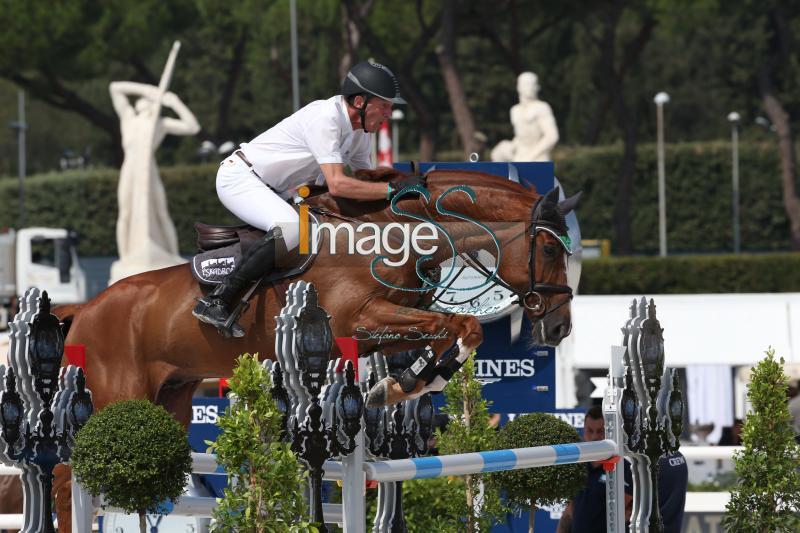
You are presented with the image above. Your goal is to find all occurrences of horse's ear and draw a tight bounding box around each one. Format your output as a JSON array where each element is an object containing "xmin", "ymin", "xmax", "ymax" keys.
[
  {"xmin": 544, "ymin": 187, "xmax": 560, "ymax": 204},
  {"xmin": 557, "ymin": 191, "xmax": 582, "ymax": 215}
]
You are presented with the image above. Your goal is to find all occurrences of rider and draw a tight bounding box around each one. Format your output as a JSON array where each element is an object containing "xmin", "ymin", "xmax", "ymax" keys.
[{"xmin": 193, "ymin": 59, "xmax": 425, "ymax": 337}]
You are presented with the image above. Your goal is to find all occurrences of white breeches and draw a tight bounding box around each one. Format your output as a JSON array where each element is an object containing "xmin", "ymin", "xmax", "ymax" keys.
[{"xmin": 216, "ymin": 156, "xmax": 300, "ymax": 251}]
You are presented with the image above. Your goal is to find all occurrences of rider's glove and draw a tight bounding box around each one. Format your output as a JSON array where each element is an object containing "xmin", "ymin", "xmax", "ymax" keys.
[{"xmin": 388, "ymin": 174, "xmax": 427, "ymax": 200}]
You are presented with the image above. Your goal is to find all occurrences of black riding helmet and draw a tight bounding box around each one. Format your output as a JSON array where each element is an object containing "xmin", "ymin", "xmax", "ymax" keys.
[{"xmin": 342, "ymin": 60, "xmax": 405, "ymax": 131}]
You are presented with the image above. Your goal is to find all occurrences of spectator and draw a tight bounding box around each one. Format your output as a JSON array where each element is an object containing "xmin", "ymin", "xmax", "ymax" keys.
[
  {"xmin": 788, "ymin": 379, "xmax": 800, "ymax": 437},
  {"xmin": 558, "ymin": 406, "xmax": 632, "ymax": 532},
  {"xmin": 718, "ymin": 418, "xmax": 744, "ymax": 446},
  {"xmin": 657, "ymin": 449, "xmax": 688, "ymax": 533},
  {"xmin": 558, "ymin": 406, "xmax": 688, "ymax": 533}
]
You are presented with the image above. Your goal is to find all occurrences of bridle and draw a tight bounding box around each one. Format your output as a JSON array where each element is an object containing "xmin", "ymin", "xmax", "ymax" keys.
[{"xmin": 431, "ymin": 195, "xmax": 574, "ymax": 319}]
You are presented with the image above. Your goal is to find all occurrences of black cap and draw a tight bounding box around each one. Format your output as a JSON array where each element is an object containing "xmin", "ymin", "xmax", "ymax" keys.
[{"xmin": 341, "ymin": 60, "xmax": 406, "ymax": 104}]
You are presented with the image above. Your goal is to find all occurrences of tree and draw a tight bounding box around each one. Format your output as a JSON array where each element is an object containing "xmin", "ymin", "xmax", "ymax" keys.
[
  {"xmin": 436, "ymin": 356, "xmax": 506, "ymax": 532},
  {"xmin": 342, "ymin": 0, "xmax": 443, "ymax": 159},
  {"xmin": 575, "ymin": 1, "xmax": 656, "ymax": 254},
  {"xmin": 490, "ymin": 413, "xmax": 586, "ymax": 532},
  {"xmin": 0, "ymin": 0, "xmax": 198, "ymax": 162},
  {"xmin": 753, "ymin": 2, "xmax": 800, "ymax": 249},
  {"xmin": 210, "ymin": 353, "xmax": 315, "ymax": 532},
  {"xmin": 723, "ymin": 348, "xmax": 800, "ymax": 532},
  {"xmin": 71, "ymin": 399, "xmax": 193, "ymax": 533},
  {"xmin": 436, "ymin": 0, "xmax": 478, "ymax": 159}
]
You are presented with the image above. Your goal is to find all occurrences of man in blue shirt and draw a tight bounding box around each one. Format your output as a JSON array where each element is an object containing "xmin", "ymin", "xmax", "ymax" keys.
[
  {"xmin": 558, "ymin": 406, "xmax": 633, "ymax": 532},
  {"xmin": 558, "ymin": 406, "xmax": 688, "ymax": 532}
]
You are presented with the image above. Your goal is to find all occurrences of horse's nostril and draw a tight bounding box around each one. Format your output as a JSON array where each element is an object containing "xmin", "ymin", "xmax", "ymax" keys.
[{"xmin": 549, "ymin": 321, "xmax": 570, "ymax": 340}]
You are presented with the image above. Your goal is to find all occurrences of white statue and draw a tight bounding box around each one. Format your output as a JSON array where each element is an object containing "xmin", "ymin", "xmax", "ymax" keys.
[
  {"xmin": 491, "ymin": 71, "xmax": 559, "ymax": 162},
  {"xmin": 108, "ymin": 42, "xmax": 200, "ymax": 284}
]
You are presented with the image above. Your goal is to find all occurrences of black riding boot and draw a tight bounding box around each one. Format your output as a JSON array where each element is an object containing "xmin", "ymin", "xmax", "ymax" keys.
[{"xmin": 192, "ymin": 228, "xmax": 281, "ymax": 337}]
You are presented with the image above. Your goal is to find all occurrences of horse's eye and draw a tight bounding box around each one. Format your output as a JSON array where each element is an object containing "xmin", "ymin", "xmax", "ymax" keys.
[{"xmin": 543, "ymin": 244, "xmax": 558, "ymax": 258}]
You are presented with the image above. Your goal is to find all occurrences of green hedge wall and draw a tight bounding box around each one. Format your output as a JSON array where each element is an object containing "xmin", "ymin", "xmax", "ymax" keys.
[
  {"xmin": 554, "ymin": 141, "xmax": 792, "ymax": 254},
  {"xmin": 0, "ymin": 140, "xmax": 794, "ymax": 257},
  {"xmin": 0, "ymin": 164, "xmax": 237, "ymax": 256},
  {"xmin": 580, "ymin": 253, "xmax": 800, "ymax": 294}
]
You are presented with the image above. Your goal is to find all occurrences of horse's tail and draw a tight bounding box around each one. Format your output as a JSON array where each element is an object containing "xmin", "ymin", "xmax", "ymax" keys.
[{"xmin": 52, "ymin": 303, "xmax": 83, "ymax": 338}]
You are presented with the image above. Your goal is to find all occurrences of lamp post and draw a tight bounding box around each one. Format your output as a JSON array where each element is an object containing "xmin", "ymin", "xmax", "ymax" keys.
[
  {"xmin": 391, "ymin": 109, "xmax": 404, "ymax": 163},
  {"xmin": 654, "ymin": 92, "xmax": 670, "ymax": 257},
  {"xmin": 290, "ymin": 0, "xmax": 300, "ymax": 111},
  {"xmin": 728, "ymin": 112, "xmax": 741, "ymax": 253},
  {"xmin": 620, "ymin": 297, "xmax": 683, "ymax": 533},
  {"xmin": 10, "ymin": 90, "xmax": 27, "ymax": 228},
  {"xmin": 1, "ymin": 288, "xmax": 93, "ymax": 533}
]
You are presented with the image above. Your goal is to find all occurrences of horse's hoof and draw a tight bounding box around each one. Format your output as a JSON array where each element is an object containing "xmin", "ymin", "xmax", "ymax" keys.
[{"xmin": 366, "ymin": 376, "xmax": 396, "ymax": 408}]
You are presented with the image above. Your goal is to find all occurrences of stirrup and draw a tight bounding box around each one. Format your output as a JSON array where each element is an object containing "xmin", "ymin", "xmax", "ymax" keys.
[{"xmin": 192, "ymin": 298, "xmax": 246, "ymax": 338}]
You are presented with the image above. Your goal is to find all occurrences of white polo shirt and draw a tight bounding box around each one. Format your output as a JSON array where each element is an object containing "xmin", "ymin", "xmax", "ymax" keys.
[{"xmin": 238, "ymin": 95, "xmax": 372, "ymax": 197}]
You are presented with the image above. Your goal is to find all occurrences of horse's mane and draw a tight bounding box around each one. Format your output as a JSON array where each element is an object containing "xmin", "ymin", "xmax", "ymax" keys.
[{"xmin": 306, "ymin": 168, "xmax": 539, "ymax": 209}]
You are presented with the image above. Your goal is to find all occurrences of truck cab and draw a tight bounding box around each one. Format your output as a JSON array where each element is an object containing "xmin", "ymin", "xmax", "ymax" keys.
[{"xmin": 0, "ymin": 227, "xmax": 87, "ymax": 329}]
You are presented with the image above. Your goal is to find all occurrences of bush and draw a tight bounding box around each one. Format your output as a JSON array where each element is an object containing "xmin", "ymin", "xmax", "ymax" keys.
[
  {"xmin": 490, "ymin": 413, "xmax": 586, "ymax": 532},
  {"xmin": 579, "ymin": 252, "xmax": 800, "ymax": 294},
  {"xmin": 71, "ymin": 399, "xmax": 193, "ymax": 533},
  {"xmin": 210, "ymin": 353, "xmax": 315, "ymax": 532},
  {"xmin": 0, "ymin": 164, "xmax": 234, "ymax": 256},
  {"xmin": 723, "ymin": 348, "xmax": 800, "ymax": 532},
  {"xmin": 555, "ymin": 141, "xmax": 792, "ymax": 254}
]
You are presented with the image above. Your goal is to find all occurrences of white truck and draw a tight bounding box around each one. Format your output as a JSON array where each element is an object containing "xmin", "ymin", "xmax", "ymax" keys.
[{"xmin": 0, "ymin": 227, "xmax": 87, "ymax": 330}]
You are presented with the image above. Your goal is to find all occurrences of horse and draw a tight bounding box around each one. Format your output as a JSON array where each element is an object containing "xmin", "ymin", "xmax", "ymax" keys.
[{"xmin": 33, "ymin": 168, "xmax": 579, "ymax": 531}]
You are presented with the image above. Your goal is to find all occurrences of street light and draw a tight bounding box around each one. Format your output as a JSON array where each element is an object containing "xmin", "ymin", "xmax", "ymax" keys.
[
  {"xmin": 654, "ymin": 92, "xmax": 670, "ymax": 257},
  {"xmin": 290, "ymin": 0, "xmax": 299, "ymax": 111},
  {"xmin": 9, "ymin": 90, "xmax": 27, "ymax": 228},
  {"xmin": 728, "ymin": 112, "xmax": 741, "ymax": 253},
  {"xmin": 391, "ymin": 109, "xmax": 404, "ymax": 163}
]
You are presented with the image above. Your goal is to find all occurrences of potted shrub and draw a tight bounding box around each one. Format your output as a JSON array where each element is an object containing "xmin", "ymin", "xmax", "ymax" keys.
[
  {"xmin": 490, "ymin": 412, "xmax": 586, "ymax": 532},
  {"xmin": 723, "ymin": 348, "xmax": 800, "ymax": 531},
  {"xmin": 71, "ymin": 399, "xmax": 193, "ymax": 533}
]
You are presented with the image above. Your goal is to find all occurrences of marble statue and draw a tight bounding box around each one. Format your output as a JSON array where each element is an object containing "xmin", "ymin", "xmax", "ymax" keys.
[
  {"xmin": 108, "ymin": 42, "xmax": 200, "ymax": 284},
  {"xmin": 491, "ymin": 71, "xmax": 559, "ymax": 162}
]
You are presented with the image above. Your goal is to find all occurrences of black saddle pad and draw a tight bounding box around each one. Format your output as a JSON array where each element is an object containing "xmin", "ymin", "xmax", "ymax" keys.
[
  {"xmin": 192, "ymin": 243, "xmax": 243, "ymax": 285},
  {"xmin": 191, "ymin": 212, "xmax": 321, "ymax": 286}
]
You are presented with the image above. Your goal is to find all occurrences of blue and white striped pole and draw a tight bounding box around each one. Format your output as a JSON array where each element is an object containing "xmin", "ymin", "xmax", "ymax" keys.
[{"xmin": 363, "ymin": 439, "xmax": 617, "ymax": 483}]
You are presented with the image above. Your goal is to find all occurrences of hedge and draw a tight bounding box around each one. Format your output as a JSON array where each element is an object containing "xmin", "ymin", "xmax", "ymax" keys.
[
  {"xmin": 0, "ymin": 164, "xmax": 237, "ymax": 256},
  {"xmin": 0, "ymin": 140, "xmax": 794, "ymax": 257},
  {"xmin": 554, "ymin": 141, "xmax": 793, "ymax": 254},
  {"xmin": 579, "ymin": 253, "xmax": 800, "ymax": 294}
]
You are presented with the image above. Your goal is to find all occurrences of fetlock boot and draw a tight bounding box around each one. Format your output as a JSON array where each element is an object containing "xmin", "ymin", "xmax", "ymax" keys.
[{"xmin": 193, "ymin": 228, "xmax": 282, "ymax": 337}]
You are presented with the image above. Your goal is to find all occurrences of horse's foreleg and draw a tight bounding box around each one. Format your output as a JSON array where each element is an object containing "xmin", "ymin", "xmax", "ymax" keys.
[{"xmin": 353, "ymin": 300, "xmax": 483, "ymax": 407}]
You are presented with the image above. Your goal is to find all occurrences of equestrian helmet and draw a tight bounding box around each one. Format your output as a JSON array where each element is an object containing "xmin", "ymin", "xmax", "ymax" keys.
[{"xmin": 341, "ymin": 60, "xmax": 406, "ymax": 104}]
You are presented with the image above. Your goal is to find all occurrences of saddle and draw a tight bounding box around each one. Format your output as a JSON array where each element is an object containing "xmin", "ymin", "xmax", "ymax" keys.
[{"xmin": 191, "ymin": 221, "xmax": 315, "ymax": 286}]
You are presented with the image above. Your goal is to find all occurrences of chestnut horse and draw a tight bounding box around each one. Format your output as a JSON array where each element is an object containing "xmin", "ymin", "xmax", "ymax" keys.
[{"xmin": 38, "ymin": 169, "xmax": 578, "ymax": 531}]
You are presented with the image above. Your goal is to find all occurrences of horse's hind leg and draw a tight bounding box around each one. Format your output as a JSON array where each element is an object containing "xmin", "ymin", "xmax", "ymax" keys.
[
  {"xmin": 54, "ymin": 464, "xmax": 72, "ymax": 532},
  {"xmin": 354, "ymin": 300, "xmax": 483, "ymax": 407}
]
